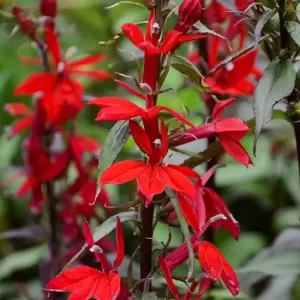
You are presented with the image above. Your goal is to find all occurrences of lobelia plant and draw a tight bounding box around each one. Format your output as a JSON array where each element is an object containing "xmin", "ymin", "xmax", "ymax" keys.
[{"xmin": 3, "ymin": 0, "xmax": 300, "ymax": 298}]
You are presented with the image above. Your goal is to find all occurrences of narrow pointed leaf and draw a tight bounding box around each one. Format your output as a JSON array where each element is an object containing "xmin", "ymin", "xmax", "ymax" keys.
[
  {"xmin": 253, "ymin": 58, "xmax": 295, "ymax": 154},
  {"xmin": 166, "ymin": 189, "xmax": 195, "ymax": 280}
]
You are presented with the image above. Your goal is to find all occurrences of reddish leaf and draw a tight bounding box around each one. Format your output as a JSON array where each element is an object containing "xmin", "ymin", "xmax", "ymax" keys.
[{"xmin": 159, "ymin": 256, "xmax": 179, "ymax": 300}]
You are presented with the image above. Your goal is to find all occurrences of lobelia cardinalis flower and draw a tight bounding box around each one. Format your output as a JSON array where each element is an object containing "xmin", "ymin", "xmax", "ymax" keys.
[
  {"xmin": 100, "ymin": 119, "xmax": 199, "ymax": 207},
  {"xmin": 170, "ymin": 98, "xmax": 252, "ymax": 166},
  {"xmin": 198, "ymin": 241, "xmax": 240, "ymax": 296},
  {"xmin": 46, "ymin": 219, "xmax": 125, "ymax": 300},
  {"xmin": 122, "ymin": 9, "xmax": 205, "ymax": 107},
  {"xmin": 204, "ymin": 45, "xmax": 260, "ymax": 96},
  {"xmin": 174, "ymin": 0, "xmax": 202, "ymax": 33},
  {"xmin": 173, "ymin": 167, "xmax": 240, "ymax": 239},
  {"xmin": 14, "ymin": 24, "xmax": 111, "ymax": 122}
]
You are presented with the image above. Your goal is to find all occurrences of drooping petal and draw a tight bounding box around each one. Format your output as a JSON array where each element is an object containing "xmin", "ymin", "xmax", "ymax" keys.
[
  {"xmin": 114, "ymin": 79, "xmax": 146, "ymax": 101},
  {"xmin": 9, "ymin": 117, "xmax": 33, "ymax": 138},
  {"xmin": 158, "ymin": 256, "xmax": 180, "ymax": 300},
  {"xmin": 46, "ymin": 25, "xmax": 61, "ymax": 68},
  {"xmin": 90, "ymin": 96, "xmax": 139, "ymax": 108},
  {"xmin": 122, "ymin": 23, "xmax": 145, "ymax": 49},
  {"xmin": 220, "ymin": 258, "xmax": 240, "ymax": 296},
  {"xmin": 84, "ymin": 219, "xmax": 95, "ymax": 249},
  {"xmin": 114, "ymin": 217, "xmax": 124, "ymax": 269},
  {"xmin": 218, "ymin": 135, "xmax": 252, "ymax": 167},
  {"xmin": 159, "ymin": 30, "xmax": 182, "ymax": 53},
  {"xmin": 215, "ymin": 118, "xmax": 249, "ymax": 140},
  {"xmin": 212, "ymin": 98, "xmax": 235, "ymax": 120},
  {"xmin": 162, "ymin": 166, "xmax": 196, "ymax": 199},
  {"xmin": 204, "ymin": 188, "xmax": 240, "ymax": 239},
  {"xmin": 129, "ymin": 120, "xmax": 152, "ymax": 155},
  {"xmin": 177, "ymin": 193, "xmax": 199, "ymax": 231},
  {"xmin": 95, "ymin": 106, "xmax": 145, "ymax": 122},
  {"xmin": 137, "ymin": 165, "xmax": 166, "ymax": 206},
  {"xmin": 71, "ymin": 70, "xmax": 112, "ymax": 81},
  {"xmin": 100, "ymin": 160, "xmax": 145, "ymax": 186},
  {"xmin": 148, "ymin": 106, "xmax": 195, "ymax": 128},
  {"xmin": 198, "ymin": 241, "xmax": 223, "ymax": 281},
  {"xmin": 4, "ymin": 103, "xmax": 32, "ymax": 116},
  {"xmin": 167, "ymin": 165, "xmax": 199, "ymax": 178},
  {"xmin": 69, "ymin": 54, "xmax": 106, "ymax": 68},
  {"xmin": 14, "ymin": 73, "xmax": 55, "ymax": 95}
]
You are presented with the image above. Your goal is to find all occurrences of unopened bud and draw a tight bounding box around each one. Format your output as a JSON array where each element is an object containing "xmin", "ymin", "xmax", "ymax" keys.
[
  {"xmin": 152, "ymin": 22, "xmax": 160, "ymax": 35},
  {"xmin": 90, "ymin": 245, "xmax": 103, "ymax": 253},
  {"xmin": 12, "ymin": 6, "xmax": 36, "ymax": 39},
  {"xmin": 153, "ymin": 139, "xmax": 162, "ymax": 148},
  {"xmin": 40, "ymin": 0, "xmax": 57, "ymax": 18},
  {"xmin": 140, "ymin": 82, "xmax": 153, "ymax": 95},
  {"xmin": 175, "ymin": 0, "xmax": 202, "ymax": 33}
]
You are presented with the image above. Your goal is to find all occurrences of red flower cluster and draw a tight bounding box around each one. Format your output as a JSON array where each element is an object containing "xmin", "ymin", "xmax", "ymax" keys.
[{"xmin": 4, "ymin": 0, "xmax": 259, "ymax": 298}]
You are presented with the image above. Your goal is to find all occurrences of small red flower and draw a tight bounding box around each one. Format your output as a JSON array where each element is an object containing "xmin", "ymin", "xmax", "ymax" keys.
[
  {"xmin": 46, "ymin": 219, "xmax": 125, "ymax": 300},
  {"xmin": 198, "ymin": 241, "xmax": 240, "ymax": 296},
  {"xmin": 100, "ymin": 119, "xmax": 198, "ymax": 206},
  {"xmin": 14, "ymin": 26, "xmax": 111, "ymax": 122},
  {"xmin": 170, "ymin": 98, "xmax": 252, "ymax": 166}
]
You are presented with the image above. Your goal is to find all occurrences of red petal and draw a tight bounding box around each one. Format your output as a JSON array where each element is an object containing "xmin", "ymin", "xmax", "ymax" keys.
[
  {"xmin": 215, "ymin": 118, "xmax": 249, "ymax": 140},
  {"xmin": 14, "ymin": 74, "xmax": 55, "ymax": 95},
  {"xmin": 177, "ymin": 33, "xmax": 206, "ymax": 43},
  {"xmin": 122, "ymin": 23, "xmax": 145, "ymax": 49},
  {"xmin": 84, "ymin": 220, "xmax": 95, "ymax": 249},
  {"xmin": 4, "ymin": 103, "xmax": 32, "ymax": 116},
  {"xmin": 160, "ymin": 119, "xmax": 169, "ymax": 159},
  {"xmin": 46, "ymin": 26, "xmax": 61, "ymax": 67},
  {"xmin": 220, "ymin": 259, "xmax": 240, "ymax": 296},
  {"xmin": 115, "ymin": 79, "xmax": 146, "ymax": 101},
  {"xmin": 71, "ymin": 70, "xmax": 112, "ymax": 81},
  {"xmin": 218, "ymin": 136, "xmax": 252, "ymax": 167},
  {"xmin": 208, "ymin": 35, "xmax": 220, "ymax": 68},
  {"xmin": 100, "ymin": 160, "xmax": 145, "ymax": 186},
  {"xmin": 69, "ymin": 54, "xmax": 106, "ymax": 68},
  {"xmin": 16, "ymin": 177, "xmax": 35, "ymax": 197},
  {"xmin": 162, "ymin": 166, "xmax": 196, "ymax": 199},
  {"xmin": 212, "ymin": 98, "xmax": 235, "ymax": 119},
  {"xmin": 177, "ymin": 193, "xmax": 199, "ymax": 231},
  {"xmin": 167, "ymin": 165, "xmax": 199, "ymax": 178},
  {"xmin": 95, "ymin": 106, "xmax": 144, "ymax": 121},
  {"xmin": 46, "ymin": 267, "xmax": 121, "ymax": 300},
  {"xmin": 158, "ymin": 256, "xmax": 179, "ymax": 300},
  {"xmin": 137, "ymin": 165, "xmax": 166, "ymax": 206},
  {"xmin": 159, "ymin": 30, "xmax": 182, "ymax": 53},
  {"xmin": 114, "ymin": 217, "xmax": 124, "ymax": 269},
  {"xmin": 9, "ymin": 117, "xmax": 33, "ymax": 138},
  {"xmin": 20, "ymin": 56, "xmax": 43, "ymax": 65},
  {"xmin": 226, "ymin": 49, "xmax": 258, "ymax": 86},
  {"xmin": 129, "ymin": 120, "xmax": 152, "ymax": 155},
  {"xmin": 148, "ymin": 106, "xmax": 195, "ymax": 128},
  {"xmin": 145, "ymin": 9, "xmax": 156, "ymax": 41},
  {"xmin": 198, "ymin": 241, "xmax": 223, "ymax": 281},
  {"xmin": 89, "ymin": 96, "xmax": 139, "ymax": 108}
]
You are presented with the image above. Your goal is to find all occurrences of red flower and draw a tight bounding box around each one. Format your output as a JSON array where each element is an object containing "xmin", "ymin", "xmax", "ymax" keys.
[
  {"xmin": 40, "ymin": 0, "xmax": 57, "ymax": 18},
  {"xmin": 14, "ymin": 26, "xmax": 111, "ymax": 122},
  {"xmin": 204, "ymin": 47, "xmax": 259, "ymax": 96},
  {"xmin": 4, "ymin": 103, "xmax": 33, "ymax": 138},
  {"xmin": 100, "ymin": 119, "xmax": 198, "ymax": 206},
  {"xmin": 175, "ymin": 0, "xmax": 202, "ymax": 33},
  {"xmin": 198, "ymin": 241, "xmax": 240, "ymax": 296},
  {"xmin": 46, "ymin": 219, "xmax": 125, "ymax": 300},
  {"xmin": 89, "ymin": 96, "xmax": 195, "ymax": 129},
  {"xmin": 170, "ymin": 98, "xmax": 252, "ymax": 166}
]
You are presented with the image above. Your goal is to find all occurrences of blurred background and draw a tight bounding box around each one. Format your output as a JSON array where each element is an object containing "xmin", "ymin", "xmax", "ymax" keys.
[{"xmin": 0, "ymin": 0, "xmax": 300, "ymax": 299}]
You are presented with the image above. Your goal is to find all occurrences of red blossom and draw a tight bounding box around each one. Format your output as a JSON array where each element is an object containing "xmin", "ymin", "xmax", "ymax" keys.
[
  {"xmin": 170, "ymin": 98, "xmax": 252, "ymax": 166},
  {"xmin": 198, "ymin": 241, "xmax": 240, "ymax": 296},
  {"xmin": 100, "ymin": 119, "xmax": 198, "ymax": 206},
  {"xmin": 40, "ymin": 0, "xmax": 57, "ymax": 18},
  {"xmin": 14, "ymin": 26, "xmax": 111, "ymax": 122}
]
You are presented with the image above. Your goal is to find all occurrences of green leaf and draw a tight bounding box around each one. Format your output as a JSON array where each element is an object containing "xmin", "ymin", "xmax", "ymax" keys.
[
  {"xmin": 171, "ymin": 63, "xmax": 203, "ymax": 87},
  {"xmin": 0, "ymin": 244, "xmax": 47, "ymax": 280},
  {"xmin": 253, "ymin": 58, "xmax": 295, "ymax": 154},
  {"xmin": 285, "ymin": 21, "xmax": 300, "ymax": 47},
  {"xmin": 95, "ymin": 119, "xmax": 137, "ymax": 200},
  {"xmin": 166, "ymin": 189, "xmax": 194, "ymax": 280},
  {"xmin": 254, "ymin": 8, "xmax": 277, "ymax": 46},
  {"xmin": 61, "ymin": 211, "xmax": 138, "ymax": 272}
]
